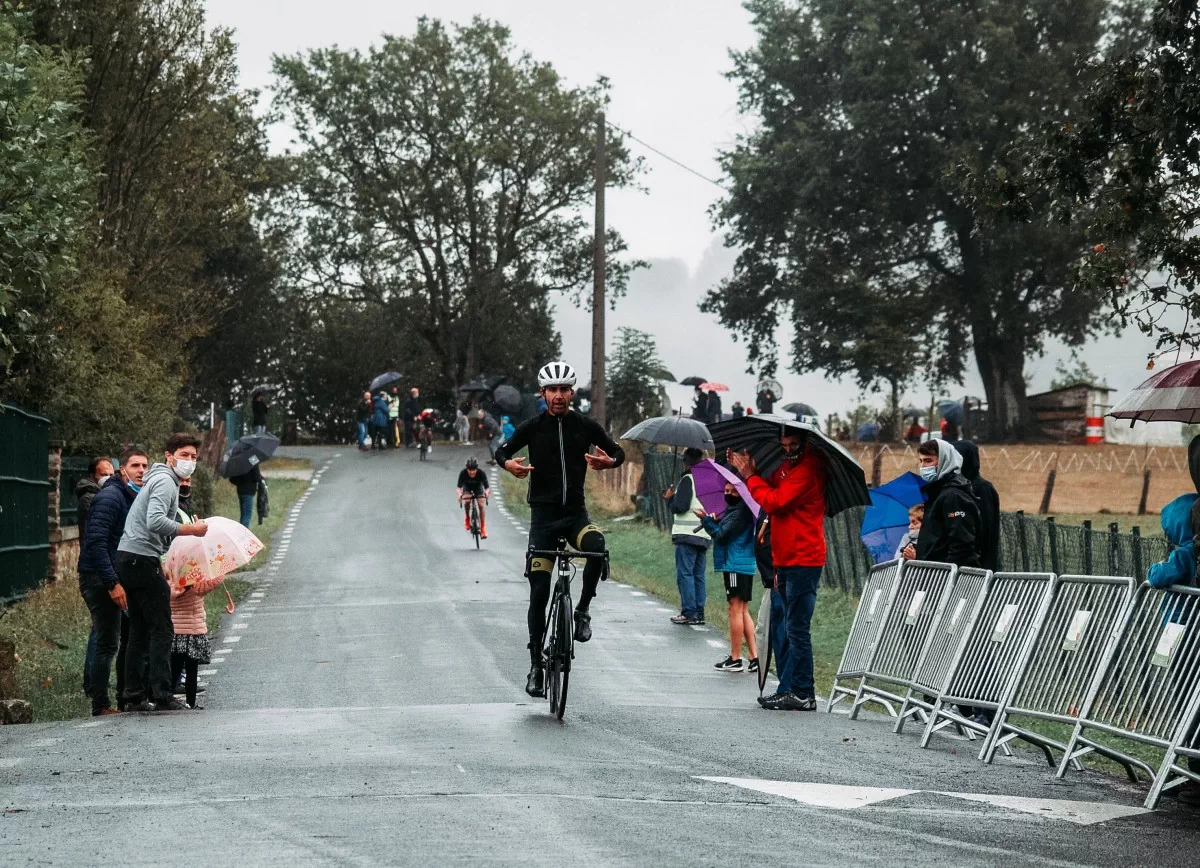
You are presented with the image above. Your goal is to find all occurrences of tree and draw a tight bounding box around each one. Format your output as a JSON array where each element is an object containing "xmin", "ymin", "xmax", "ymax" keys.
[
  {"xmin": 710, "ymin": 0, "xmax": 1119, "ymax": 440},
  {"xmin": 270, "ymin": 17, "xmax": 643, "ymax": 395},
  {"xmin": 999, "ymin": 1, "xmax": 1200, "ymax": 361},
  {"xmin": 0, "ymin": 10, "xmax": 92, "ymax": 378},
  {"xmin": 13, "ymin": 0, "xmax": 278, "ymax": 448},
  {"xmin": 1049, "ymin": 354, "xmax": 1107, "ymax": 391},
  {"xmin": 606, "ymin": 328, "xmax": 673, "ymax": 431}
]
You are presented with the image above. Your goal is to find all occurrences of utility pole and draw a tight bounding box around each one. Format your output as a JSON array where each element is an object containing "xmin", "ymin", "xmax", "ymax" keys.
[{"xmin": 590, "ymin": 112, "xmax": 607, "ymax": 428}]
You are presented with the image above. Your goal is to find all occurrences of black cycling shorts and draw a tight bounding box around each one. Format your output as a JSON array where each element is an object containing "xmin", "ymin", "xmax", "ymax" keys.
[
  {"xmin": 724, "ymin": 572, "xmax": 753, "ymax": 603},
  {"xmin": 526, "ymin": 505, "xmax": 600, "ymax": 576}
]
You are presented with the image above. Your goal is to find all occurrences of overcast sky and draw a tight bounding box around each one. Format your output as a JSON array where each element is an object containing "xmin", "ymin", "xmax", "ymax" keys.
[{"xmin": 205, "ymin": 0, "xmax": 1174, "ymax": 418}]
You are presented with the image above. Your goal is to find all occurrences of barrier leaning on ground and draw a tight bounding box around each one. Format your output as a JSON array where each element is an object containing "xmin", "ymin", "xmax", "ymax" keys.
[{"xmin": 829, "ymin": 559, "xmax": 1200, "ymax": 809}]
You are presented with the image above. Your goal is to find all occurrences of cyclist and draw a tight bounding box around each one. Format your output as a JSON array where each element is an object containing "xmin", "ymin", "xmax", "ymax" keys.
[
  {"xmin": 456, "ymin": 457, "xmax": 490, "ymax": 538},
  {"xmin": 495, "ymin": 360, "xmax": 625, "ymax": 697}
]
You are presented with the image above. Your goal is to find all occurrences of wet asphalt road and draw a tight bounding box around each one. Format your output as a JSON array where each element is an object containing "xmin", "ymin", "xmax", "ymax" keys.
[{"xmin": 3, "ymin": 445, "xmax": 1199, "ymax": 866}]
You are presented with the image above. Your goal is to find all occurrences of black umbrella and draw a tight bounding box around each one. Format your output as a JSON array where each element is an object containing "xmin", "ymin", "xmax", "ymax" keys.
[
  {"xmin": 708, "ymin": 414, "xmax": 870, "ymax": 517},
  {"xmin": 458, "ymin": 380, "xmax": 489, "ymax": 394},
  {"xmin": 936, "ymin": 399, "xmax": 966, "ymax": 426},
  {"xmin": 369, "ymin": 371, "xmax": 403, "ymax": 392},
  {"xmin": 620, "ymin": 416, "xmax": 715, "ymax": 451},
  {"xmin": 680, "ymin": 376, "xmax": 708, "ymax": 387},
  {"xmin": 782, "ymin": 402, "xmax": 818, "ymax": 417},
  {"xmin": 903, "ymin": 406, "xmax": 924, "ymax": 420},
  {"xmin": 219, "ymin": 433, "xmax": 280, "ymax": 478},
  {"xmin": 493, "ymin": 385, "xmax": 522, "ymax": 414}
]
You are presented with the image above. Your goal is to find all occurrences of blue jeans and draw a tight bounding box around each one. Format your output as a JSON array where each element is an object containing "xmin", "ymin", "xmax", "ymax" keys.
[
  {"xmin": 674, "ymin": 543, "xmax": 708, "ymax": 620},
  {"xmin": 776, "ymin": 566, "xmax": 821, "ymax": 697},
  {"xmin": 770, "ymin": 586, "xmax": 790, "ymax": 677},
  {"xmin": 357, "ymin": 421, "xmax": 368, "ymax": 448},
  {"xmin": 238, "ymin": 494, "xmax": 255, "ymax": 528},
  {"xmin": 80, "ymin": 579, "xmax": 122, "ymax": 713}
]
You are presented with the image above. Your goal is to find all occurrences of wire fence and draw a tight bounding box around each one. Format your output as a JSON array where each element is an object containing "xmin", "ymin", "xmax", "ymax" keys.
[{"xmin": 636, "ymin": 451, "xmax": 1170, "ymax": 596}]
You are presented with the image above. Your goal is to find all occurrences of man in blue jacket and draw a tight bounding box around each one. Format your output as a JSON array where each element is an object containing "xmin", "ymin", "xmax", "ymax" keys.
[{"xmin": 77, "ymin": 448, "xmax": 148, "ymax": 715}]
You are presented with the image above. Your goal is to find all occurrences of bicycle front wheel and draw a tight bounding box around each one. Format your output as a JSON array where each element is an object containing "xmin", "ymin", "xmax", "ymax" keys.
[{"xmin": 548, "ymin": 594, "xmax": 572, "ymax": 719}]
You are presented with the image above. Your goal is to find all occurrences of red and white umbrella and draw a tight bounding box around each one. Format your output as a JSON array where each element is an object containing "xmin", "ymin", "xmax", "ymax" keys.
[
  {"xmin": 699, "ymin": 381, "xmax": 729, "ymax": 392},
  {"xmin": 1108, "ymin": 360, "xmax": 1200, "ymax": 424}
]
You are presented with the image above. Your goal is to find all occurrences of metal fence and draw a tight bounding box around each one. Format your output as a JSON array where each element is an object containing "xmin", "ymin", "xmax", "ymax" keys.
[
  {"xmin": 0, "ymin": 403, "xmax": 50, "ymax": 601},
  {"xmin": 58, "ymin": 456, "xmax": 92, "ymax": 528}
]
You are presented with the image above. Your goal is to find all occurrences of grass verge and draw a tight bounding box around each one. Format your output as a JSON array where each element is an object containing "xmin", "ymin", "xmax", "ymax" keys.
[{"xmin": 2, "ymin": 462, "xmax": 309, "ymax": 721}]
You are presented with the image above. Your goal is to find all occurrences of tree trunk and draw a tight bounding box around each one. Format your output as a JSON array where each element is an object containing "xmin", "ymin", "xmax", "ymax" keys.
[
  {"xmin": 888, "ymin": 378, "xmax": 901, "ymax": 442},
  {"xmin": 973, "ymin": 335, "xmax": 1033, "ymax": 441}
]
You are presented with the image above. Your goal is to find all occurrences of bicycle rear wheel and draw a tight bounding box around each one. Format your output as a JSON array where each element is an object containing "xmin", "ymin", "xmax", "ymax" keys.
[{"xmin": 548, "ymin": 593, "xmax": 572, "ymax": 719}]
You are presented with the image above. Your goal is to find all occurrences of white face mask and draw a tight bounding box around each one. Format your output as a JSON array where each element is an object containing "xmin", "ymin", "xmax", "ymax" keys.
[
  {"xmin": 174, "ymin": 459, "xmax": 197, "ymax": 479},
  {"xmin": 97, "ymin": 475, "xmax": 111, "ymax": 486}
]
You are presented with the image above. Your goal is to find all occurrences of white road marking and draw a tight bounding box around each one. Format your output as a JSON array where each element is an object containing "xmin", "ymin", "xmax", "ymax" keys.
[
  {"xmin": 239, "ymin": 612, "xmax": 254, "ymax": 618},
  {"xmin": 699, "ymin": 779, "xmax": 1152, "ymax": 825},
  {"xmin": 31, "ymin": 738, "xmax": 62, "ymax": 748},
  {"xmin": 706, "ymin": 639, "xmax": 726, "ymax": 649},
  {"xmin": 199, "ymin": 669, "xmax": 218, "ymax": 676},
  {"xmin": 629, "ymin": 591, "xmax": 646, "ymax": 597},
  {"xmin": 456, "ymin": 764, "xmax": 466, "ymax": 774},
  {"xmin": 935, "ymin": 791, "xmax": 1151, "ymax": 825},
  {"xmin": 222, "ymin": 636, "xmax": 242, "ymax": 643},
  {"xmin": 0, "ymin": 757, "xmax": 22, "ymax": 767},
  {"xmin": 656, "ymin": 607, "xmax": 674, "ymax": 613},
  {"xmin": 689, "ymin": 624, "xmax": 709, "ymax": 632},
  {"xmin": 233, "ymin": 623, "xmax": 248, "ymax": 629},
  {"xmin": 699, "ymin": 778, "xmax": 917, "ymax": 809},
  {"xmin": 76, "ymin": 720, "xmax": 105, "ymax": 728}
]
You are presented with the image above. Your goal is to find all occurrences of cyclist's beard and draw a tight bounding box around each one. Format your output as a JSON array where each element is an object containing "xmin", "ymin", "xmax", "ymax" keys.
[{"xmin": 548, "ymin": 395, "xmax": 570, "ymax": 415}]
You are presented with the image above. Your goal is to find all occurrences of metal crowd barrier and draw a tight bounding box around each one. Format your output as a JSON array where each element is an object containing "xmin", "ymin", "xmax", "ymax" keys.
[
  {"xmin": 826, "ymin": 559, "xmax": 902, "ymax": 713},
  {"xmin": 981, "ymin": 575, "xmax": 1134, "ymax": 770},
  {"xmin": 849, "ymin": 561, "xmax": 956, "ymax": 720},
  {"xmin": 1056, "ymin": 583, "xmax": 1200, "ymax": 808},
  {"xmin": 917, "ymin": 573, "xmax": 1055, "ymax": 750},
  {"xmin": 893, "ymin": 567, "xmax": 991, "ymax": 735}
]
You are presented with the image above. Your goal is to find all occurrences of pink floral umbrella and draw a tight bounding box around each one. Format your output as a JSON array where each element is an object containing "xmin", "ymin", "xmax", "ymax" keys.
[
  {"xmin": 1108, "ymin": 360, "xmax": 1200, "ymax": 424},
  {"xmin": 163, "ymin": 516, "xmax": 264, "ymax": 594}
]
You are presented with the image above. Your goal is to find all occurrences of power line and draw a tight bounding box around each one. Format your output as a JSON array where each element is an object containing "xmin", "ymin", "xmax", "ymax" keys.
[{"xmin": 605, "ymin": 120, "xmax": 727, "ymax": 191}]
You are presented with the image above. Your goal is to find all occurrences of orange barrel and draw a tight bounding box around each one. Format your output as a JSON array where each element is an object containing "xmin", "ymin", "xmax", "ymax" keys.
[{"xmin": 1086, "ymin": 417, "xmax": 1104, "ymax": 445}]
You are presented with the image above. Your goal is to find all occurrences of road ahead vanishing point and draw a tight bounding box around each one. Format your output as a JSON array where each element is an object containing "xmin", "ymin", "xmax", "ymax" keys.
[{"xmin": 3, "ymin": 446, "xmax": 1199, "ymax": 867}]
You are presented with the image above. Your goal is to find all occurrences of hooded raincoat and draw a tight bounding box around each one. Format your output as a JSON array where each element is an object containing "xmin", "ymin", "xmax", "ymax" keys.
[
  {"xmin": 1149, "ymin": 493, "xmax": 1198, "ymax": 589},
  {"xmin": 1189, "ymin": 435, "xmax": 1200, "ymax": 584},
  {"xmin": 952, "ymin": 441, "xmax": 1001, "ymax": 571},
  {"xmin": 915, "ymin": 440, "xmax": 981, "ymax": 568}
]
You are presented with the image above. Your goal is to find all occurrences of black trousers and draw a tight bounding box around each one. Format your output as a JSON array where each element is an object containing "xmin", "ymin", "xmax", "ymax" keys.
[
  {"xmin": 171, "ymin": 654, "xmax": 199, "ymax": 707},
  {"xmin": 79, "ymin": 577, "xmax": 121, "ymax": 713},
  {"xmin": 118, "ymin": 553, "xmax": 175, "ymax": 704}
]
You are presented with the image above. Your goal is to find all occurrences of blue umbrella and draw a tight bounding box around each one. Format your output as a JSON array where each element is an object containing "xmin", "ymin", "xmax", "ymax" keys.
[
  {"xmin": 860, "ymin": 472, "xmax": 926, "ymax": 564},
  {"xmin": 855, "ymin": 421, "xmax": 881, "ymax": 441}
]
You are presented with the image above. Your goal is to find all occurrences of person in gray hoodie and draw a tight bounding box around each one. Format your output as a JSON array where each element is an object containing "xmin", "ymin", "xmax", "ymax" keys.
[{"xmin": 117, "ymin": 433, "xmax": 208, "ymax": 712}]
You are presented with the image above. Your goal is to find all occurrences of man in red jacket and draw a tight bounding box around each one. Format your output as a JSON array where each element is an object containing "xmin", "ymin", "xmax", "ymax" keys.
[{"xmin": 730, "ymin": 429, "xmax": 826, "ymax": 711}]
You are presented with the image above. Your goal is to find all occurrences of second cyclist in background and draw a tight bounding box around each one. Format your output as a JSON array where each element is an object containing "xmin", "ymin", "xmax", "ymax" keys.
[{"xmin": 457, "ymin": 457, "xmax": 490, "ymax": 538}]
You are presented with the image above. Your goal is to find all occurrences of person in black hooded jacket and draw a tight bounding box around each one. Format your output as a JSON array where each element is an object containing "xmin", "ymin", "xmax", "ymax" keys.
[
  {"xmin": 951, "ymin": 440, "xmax": 1000, "ymax": 572},
  {"xmin": 915, "ymin": 439, "xmax": 980, "ymax": 568}
]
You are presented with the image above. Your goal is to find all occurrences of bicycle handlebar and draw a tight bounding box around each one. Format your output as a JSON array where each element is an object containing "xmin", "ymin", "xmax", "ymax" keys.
[{"xmin": 526, "ymin": 548, "xmax": 608, "ymax": 560}]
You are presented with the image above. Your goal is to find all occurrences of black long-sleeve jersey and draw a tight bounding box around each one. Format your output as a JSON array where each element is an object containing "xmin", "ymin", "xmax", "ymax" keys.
[{"xmin": 493, "ymin": 411, "xmax": 625, "ymax": 509}]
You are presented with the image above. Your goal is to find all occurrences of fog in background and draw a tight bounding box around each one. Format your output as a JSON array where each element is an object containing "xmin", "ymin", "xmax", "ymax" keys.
[{"xmin": 206, "ymin": 0, "xmax": 1174, "ymax": 418}]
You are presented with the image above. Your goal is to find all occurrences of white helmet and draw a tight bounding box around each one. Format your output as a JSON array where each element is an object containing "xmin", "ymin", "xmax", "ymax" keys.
[{"xmin": 537, "ymin": 361, "xmax": 577, "ymax": 388}]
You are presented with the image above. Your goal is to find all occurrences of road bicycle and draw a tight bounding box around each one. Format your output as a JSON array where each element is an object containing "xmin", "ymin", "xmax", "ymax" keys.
[
  {"xmin": 463, "ymin": 495, "xmax": 487, "ymax": 549},
  {"xmin": 525, "ymin": 540, "xmax": 609, "ymax": 720}
]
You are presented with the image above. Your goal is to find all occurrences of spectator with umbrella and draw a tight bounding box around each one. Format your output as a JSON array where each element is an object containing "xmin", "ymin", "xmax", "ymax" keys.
[
  {"xmin": 693, "ymin": 468, "xmax": 760, "ymax": 673},
  {"xmin": 478, "ymin": 409, "xmax": 503, "ymax": 463},
  {"xmin": 371, "ymin": 391, "xmax": 390, "ymax": 449},
  {"xmin": 715, "ymin": 414, "xmax": 870, "ymax": 712},
  {"xmin": 403, "ymin": 388, "xmax": 421, "ymax": 448},
  {"xmin": 665, "ymin": 448, "xmax": 711, "ymax": 625},
  {"xmin": 859, "ymin": 471, "xmax": 926, "ymax": 564},
  {"xmin": 220, "ymin": 432, "xmax": 279, "ymax": 528},
  {"xmin": 389, "ymin": 387, "xmax": 401, "ymax": 446}
]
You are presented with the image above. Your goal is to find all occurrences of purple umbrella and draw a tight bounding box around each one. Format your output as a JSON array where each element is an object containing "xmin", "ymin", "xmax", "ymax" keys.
[{"xmin": 691, "ymin": 459, "xmax": 760, "ymax": 519}]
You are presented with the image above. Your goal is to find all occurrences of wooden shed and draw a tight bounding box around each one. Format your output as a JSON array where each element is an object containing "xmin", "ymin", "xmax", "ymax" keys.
[{"xmin": 1026, "ymin": 382, "xmax": 1114, "ymax": 444}]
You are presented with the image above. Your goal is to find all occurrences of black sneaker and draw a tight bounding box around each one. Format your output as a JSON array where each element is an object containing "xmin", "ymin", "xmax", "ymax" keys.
[
  {"xmin": 154, "ymin": 696, "xmax": 189, "ymax": 712},
  {"xmin": 780, "ymin": 694, "xmax": 817, "ymax": 711},
  {"xmin": 573, "ymin": 610, "xmax": 592, "ymax": 643},
  {"xmin": 670, "ymin": 614, "xmax": 691, "ymax": 625},
  {"xmin": 747, "ymin": 658, "xmax": 760, "ymax": 673},
  {"xmin": 757, "ymin": 691, "xmax": 783, "ymax": 707},
  {"xmin": 714, "ymin": 657, "xmax": 744, "ymax": 672},
  {"xmin": 525, "ymin": 664, "xmax": 546, "ymax": 698},
  {"xmin": 130, "ymin": 699, "xmax": 156, "ymax": 713}
]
